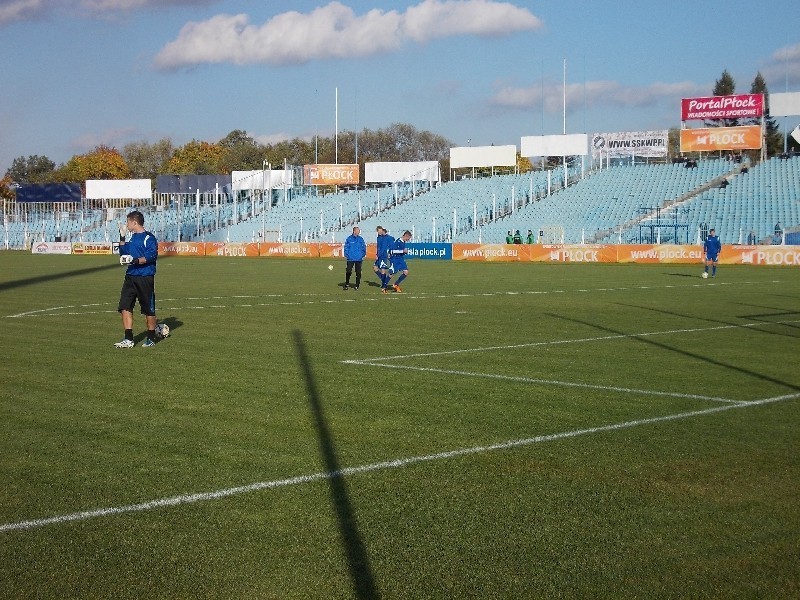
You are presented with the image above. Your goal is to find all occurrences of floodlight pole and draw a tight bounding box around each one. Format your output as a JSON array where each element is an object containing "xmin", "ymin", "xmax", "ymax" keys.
[{"xmin": 335, "ymin": 87, "xmax": 338, "ymax": 165}]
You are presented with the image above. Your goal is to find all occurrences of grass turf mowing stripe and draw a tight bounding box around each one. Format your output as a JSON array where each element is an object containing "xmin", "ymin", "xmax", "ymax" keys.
[
  {"xmin": 3, "ymin": 280, "xmax": 778, "ymax": 318},
  {"xmin": 344, "ymin": 363, "xmax": 744, "ymax": 404},
  {"xmin": 2, "ymin": 392, "xmax": 797, "ymax": 534},
  {"xmin": 346, "ymin": 319, "xmax": 800, "ymax": 362}
]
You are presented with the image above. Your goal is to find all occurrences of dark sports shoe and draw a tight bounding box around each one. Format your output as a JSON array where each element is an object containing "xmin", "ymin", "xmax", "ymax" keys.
[
  {"xmin": 354, "ymin": 286, "xmax": 359, "ymax": 290},
  {"xmin": 142, "ymin": 338, "xmax": 156, "ymax": 348},
  {"xmin": 343, "ymin": 285, "xmax": 349, "ymax": 290}
]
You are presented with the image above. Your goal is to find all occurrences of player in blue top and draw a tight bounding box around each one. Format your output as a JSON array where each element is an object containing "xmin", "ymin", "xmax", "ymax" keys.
[
  {"xmin": 703, "ymin": 227, "xmax": 722, "ymax": 278},
  {"xmin": 342, "ymin": 226, "xmax": 367, "ymax": 290},
  {"xmin": 373, "ymin": 226, "xmax": 394, "ymax": 289},
  {"xmin": 115, "ymin": 210, "xmax": 159, "ymax": 348},
  {"xmin": 384, "ymin": 230, "xmax": 412, "ymax": 293}
]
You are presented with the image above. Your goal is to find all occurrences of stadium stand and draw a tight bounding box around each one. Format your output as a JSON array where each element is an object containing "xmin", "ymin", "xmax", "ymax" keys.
[{"xmin": 2, "ymin": 157, "xmax": 798, "ymax": 249}]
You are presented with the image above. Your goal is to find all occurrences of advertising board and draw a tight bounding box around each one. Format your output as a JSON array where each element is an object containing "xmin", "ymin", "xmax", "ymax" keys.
[
  {"xmin": 681, "ymin": 94, "xmax": 763, "ymax": 120},
  {"xmin": 679, "ymin": 126, "xmax": 762, "ymax": 152},
  {"xmin": 303, "ymin": 164, "xmax": 359, "ymax": 186}
]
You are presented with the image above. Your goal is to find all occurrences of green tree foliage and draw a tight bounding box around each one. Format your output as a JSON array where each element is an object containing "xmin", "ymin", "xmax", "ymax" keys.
[
  {"xmin": 668, "ymin": 127, "xmax": 681, "ymax": 157},
  {"xmin": 750, "ymin": 72, "xmax": 783, "ymax": 157},
  {"xmin": 5, "ymin": 154, "xmax": 56, "ymax": 184},
  {"xmin": 56, "ymin": 145, "xmax": 131, "ymax": 182},
  {"xmin": 218, "ymin": 130, "xmax": 266, "ymax": 173},
  {"xmin": 123, "ymin": 138, "xmax": 174, "ymax": 179},
  {"xmin": 709, "ymin": 69, "xmax": 738, "ymax": 127}
]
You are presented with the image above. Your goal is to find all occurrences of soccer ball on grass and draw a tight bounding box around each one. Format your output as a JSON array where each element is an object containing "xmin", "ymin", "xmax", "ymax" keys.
[
  {"xmin": 155, "ymin": 323, "xmax": 170, "ymax": 338},
  {"xmin": 328, "ymin": 264, "xmax": 334, "ymax": 271},
  {"xmin": 701, "ymin": 271, "xmax": 708, "ymax": 279}
]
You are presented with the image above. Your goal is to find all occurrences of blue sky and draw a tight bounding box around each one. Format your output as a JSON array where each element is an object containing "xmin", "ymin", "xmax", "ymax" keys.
[{"xmin": 1, "ymin": 0, "xmax": 799, "ymax": 174}]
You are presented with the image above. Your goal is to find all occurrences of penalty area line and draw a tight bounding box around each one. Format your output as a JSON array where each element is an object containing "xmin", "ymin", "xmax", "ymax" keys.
[
  {"xmin": 346, "ymin": 319, "xmax": 800, "ymax": 363},
  {"xmin": 344, "ymin": 362, "xmax": 743, "ymax": 404},
  {"xmin": 2, "ymin": 392, "xmax": 797, "ymax": 534}
]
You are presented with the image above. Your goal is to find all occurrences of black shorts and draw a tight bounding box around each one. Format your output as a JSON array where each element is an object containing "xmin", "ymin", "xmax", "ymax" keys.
[{"xmin": 118, "ymin": 275, "xmax": 156, "ymax": 316}]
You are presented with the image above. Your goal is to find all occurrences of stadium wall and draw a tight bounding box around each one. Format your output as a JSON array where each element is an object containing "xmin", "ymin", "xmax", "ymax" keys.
[{"xmin": 27, "ymin": 241, "xmax": 800, "ymax": 266}]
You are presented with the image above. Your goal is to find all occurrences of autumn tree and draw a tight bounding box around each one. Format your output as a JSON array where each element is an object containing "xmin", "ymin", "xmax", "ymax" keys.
[
  {"xmin": 164, "ymin": 140, "xmax": 224, "ymax": 174},
  {"xmin": 55, "ymin": 145, "xmax": 131, "ymax": 181},
  {"xmin": 0, "ymin": 174, "xmax": 16, "ymax": 201}
]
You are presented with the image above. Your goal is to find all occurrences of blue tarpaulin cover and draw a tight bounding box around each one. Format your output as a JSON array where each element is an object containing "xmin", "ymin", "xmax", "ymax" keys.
[
  {"xmin": 16, "ymin": 183, "xmax": 82, "ymax": 203},
  {"xmin": 156, "ymin": 175, "xmax": 232, "ymax": 194}
]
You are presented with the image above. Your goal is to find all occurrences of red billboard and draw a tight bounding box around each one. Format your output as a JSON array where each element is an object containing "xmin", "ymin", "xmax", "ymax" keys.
[{"xmin": 681, "ymin": 94, "xmax": 763, "ymax": 121}]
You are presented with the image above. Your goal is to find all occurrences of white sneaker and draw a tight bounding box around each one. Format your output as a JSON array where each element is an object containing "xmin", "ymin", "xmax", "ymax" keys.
[{"xmin": 114, "ymin": 339, "xmax": 134, "ymax": 348}]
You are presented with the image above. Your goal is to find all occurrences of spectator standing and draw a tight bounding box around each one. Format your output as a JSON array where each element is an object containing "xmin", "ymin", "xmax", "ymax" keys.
[{"xmin": 343, "ymin": 226, "xmax": 367, "ymax": 290}]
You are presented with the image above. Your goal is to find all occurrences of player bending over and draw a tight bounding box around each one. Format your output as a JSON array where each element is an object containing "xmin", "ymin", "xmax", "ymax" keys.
[
  {"xmin": 373, "ymin": 226, "xmax": 394, "ymax": 289},
  {"xmin": 384, "ymin": 230, "xmax": 412, "ymax": 293}
]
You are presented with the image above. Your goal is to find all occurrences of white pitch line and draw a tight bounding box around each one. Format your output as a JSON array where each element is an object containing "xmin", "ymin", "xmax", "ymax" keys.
[
  {"xmin": 345, "ymin": 362, "xmax": 743, "ymax": 404},
  {"xmin": 2, "ymin": 391, "xmax": 797, "ymax": 534},
  {"xmin": 346, "ymin": 319, "xmax": 800, "ymax": 363},
  {"xmin": 3, "ymin": 280, "xmax": 774, "ymax": 319}
]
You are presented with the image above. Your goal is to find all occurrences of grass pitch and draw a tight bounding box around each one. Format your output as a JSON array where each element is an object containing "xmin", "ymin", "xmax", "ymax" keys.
[{"xmin": 1, "ymin": 252, "xmax": 799, "ymax": 599}]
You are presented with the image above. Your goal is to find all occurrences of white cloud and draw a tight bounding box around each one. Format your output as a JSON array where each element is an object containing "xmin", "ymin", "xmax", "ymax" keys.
[
  {"xmin": 70, "ymin": 127, "xmax": 139, "ymax": 153},
  {"xmin": 0, "ymin": 0, "xmax": 47, "ymax": 25},
  {"xmin": 491, "ymin": 79, "xmax": 704, "ymax": 114},
  {"xmin": 762, "ymin": 42, "xmax": 800, "ymax": 88},
  {"xmin": 253, "ymin": 132, "xmax": 305, "ymax": 146},
  {"xmin": 0, "ymin": 0, "xmax": 213, "ymax": 26},
  {"xmin": 79, "ymin": 0, "xmax": 213, "ymax": 11},
  {"xmin": 154, "ymin": 0, "xmax": 543, "ymax": 70}
]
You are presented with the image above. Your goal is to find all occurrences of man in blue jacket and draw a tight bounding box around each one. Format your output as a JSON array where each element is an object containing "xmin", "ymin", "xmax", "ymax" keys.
[
  {"xmin": 115, "ymin": 210, "xmax": 159, "ymax": 348},
  {"xmin": 343, "ymin": 226, "xmax": 367, "ymax": 290},
  {"xmin": 703, "ymin": 227, "xmax": 722, "ymax": 278}
]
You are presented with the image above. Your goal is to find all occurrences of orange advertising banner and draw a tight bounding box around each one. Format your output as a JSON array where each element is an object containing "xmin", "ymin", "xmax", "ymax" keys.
[
  {"xmin": 158, "ymin": 241, "xmax": 205, "ymax": 257},
  {"xmin": 719, "ymin": 245, "xmax": 800, "ymax": 266},
  {"xmin": 680, "ymin": 126, "xmax": 762, "ymax": 152},
  {"xmin": 317, "ymin": 243, "xmax": 344, "ymax": 259},
  {"xmin": 531, "ymin": 244, "xmax": 617, "ymax": 263},
  {"xmin": 452, "ymin": 244, "xmax": 617, "ymax": 262},
  {"xmin": 452, "ymin": 244, "xmax": 531, "ymax": 261},
  {"xmin": 259, "ymin": 243, "xmax": 319, "ymax": 258},
  {"xmin": 204, "ymin": 242, "xmax": 260, "ymax": 257},
  {"xmin": 617, "ymin": 244, "xmax": 704, "ymax": 264},
  {"xmin": 303, "ymin": 164, "xmax": 359, "ymax": 186}
]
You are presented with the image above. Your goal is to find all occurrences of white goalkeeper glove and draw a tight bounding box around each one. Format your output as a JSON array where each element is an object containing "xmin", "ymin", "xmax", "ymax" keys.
[
  {"xmin": 118, "ymin": 223, "xmax": 127, "ymax": 239},
  {"xmin": 120, "ymin": 254, "xmax": 134, "ymax": 266}
]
